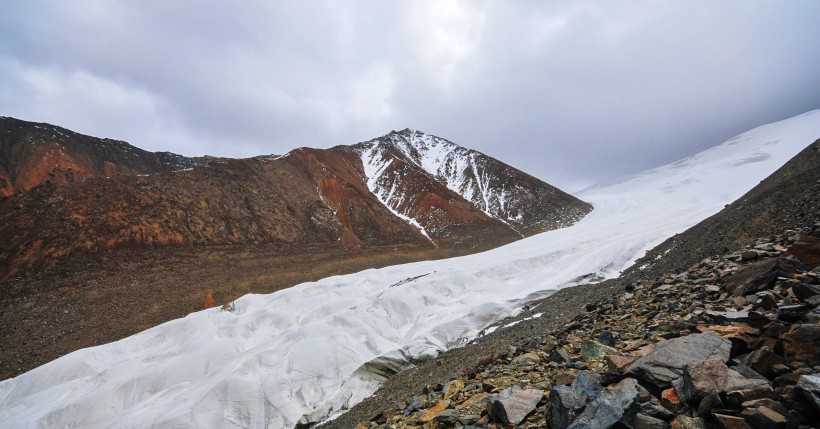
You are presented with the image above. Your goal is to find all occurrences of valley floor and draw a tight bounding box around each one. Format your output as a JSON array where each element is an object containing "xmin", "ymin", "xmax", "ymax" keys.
[{"xmin": 0, "ymin": 239, "xmax": 511, "ymax": 381}]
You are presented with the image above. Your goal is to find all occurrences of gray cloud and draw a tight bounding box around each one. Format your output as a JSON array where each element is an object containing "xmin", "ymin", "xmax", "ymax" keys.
[{"xmin": 1, "ymin": 1, "xmax": 819, "ymax": 191}]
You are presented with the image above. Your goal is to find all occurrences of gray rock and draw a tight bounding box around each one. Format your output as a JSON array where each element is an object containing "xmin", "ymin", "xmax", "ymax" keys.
[
  {"xmin": 550, "ymin": 371, "xmax": 602, "ymax": 429},
  {"xmin": 724, "ymin": 371, "xmax": 775, "ymax": 409},
  {"xmin": 434, "ymin": 409, "xmax": 459, "ymax": 426},
  {"xmin": 706, "ymin": 310, "xmax": 750, "ymax": 323},
  {"xmin": 626, "ymin": 332, "xmax": 731, "ymax": 388},
  {"xmin": 550, "ymin": 348, "xmax": 571, "ymax": 363},
  {"xmin": 566, "ymin": 378, "xmax": 641, "ymax": 429},
  {"xmin": 682, "ymin": 359, "xmax": 731, "ymax": 400},
  {"xmin": 580, "ymin": 340, "xmax": 616, "ymax": 360},
  {"xmin": 796, "ymin": 374, "xmax": 820, "ymax": 413},
  {"xmin": 489, "ymin": 386, "xmax": 543, "ymax": 426}
]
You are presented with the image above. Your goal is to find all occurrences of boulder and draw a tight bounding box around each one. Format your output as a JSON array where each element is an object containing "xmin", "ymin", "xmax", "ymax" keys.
[
  {"xmin": 488, "ymin": 386, "xmax": 543, "ymax": 426},
  {"xmin": 434, "ymin": 409, "xmax": 459, "ymax": 426},
  {"xmin": 776, "ymin": 305, "xmax": 809, "ymax": 323},
  {"xmin": 606, "ymin": 354, "xmax": 637, "ymax": 374},
  {"xmin": 791, "ymin": 282, "xmax": 820, "ymax": 301},
  {"xmin": 724, "ymin": 373, "xmax": 775, "ymax": 409},
  {"xmin": 626, "ymin": 332, "xmax": 731, "ymax": 389},
  {"xmin": 566, "ymin": 378, "xmax": 641, "ymax": 429},
  {"xmin": 681, "ymin": 359, "xmax": 731, "ymax": 400},
  {"xmin": 796, "ymin": 374, "xmax": 820, "ymax": 413},
  {"xmin": 550, "ymin": 348, "xmax": 571, "ymax": 364},
  {"xmin": 780, "ymin": 324, "xmax": 820, "ymax": 366},
  {"xmin": 783, "ymin": 235, "xmax": 820, "ymax": 268},
  {"xmin": 741, "ymin": 346, "xmax": 782, "ymax": 379},
  {"xmin": 512, "ymin": 352, "xmax": 541, "ymax": 365},
  {"xmin": 712, "ymin": 413, "xmax": 753, "ymax": 429},
  {"xmin": 740, "ymin": 406, "xmax": 787, "ymax": 429},
  {"xmin": 550, "ymin": 371, "xmax": 602, "ymax": 429},
  {"xmin": 724, "ymin": 258, "xmax": 801, "ymax": 297},
  {"xmin": 580, "ymin": 340, "xmax": 617, "ymax": 360}
]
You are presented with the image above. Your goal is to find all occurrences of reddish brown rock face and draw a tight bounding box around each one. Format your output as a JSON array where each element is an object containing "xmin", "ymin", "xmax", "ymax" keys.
[{"xmin": 0, "ymin": 118, "xmax": 592, "ymax": 280}]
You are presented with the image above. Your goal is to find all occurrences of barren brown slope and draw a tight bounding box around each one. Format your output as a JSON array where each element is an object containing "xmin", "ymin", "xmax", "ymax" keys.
[
  {"xmin": 0, "ymin": 120, "xmax": 593, "ymax": 380},
  {"xmin": 0, "ymin": 155, "xmax": 432, "ymax": 281},
  {"xmin": 0, "ymin": 121, "xmax": 590, "ymax": 282},
  {"xmin": 0, "ymin": 116, "xmax": 198, "ymax": 197}
]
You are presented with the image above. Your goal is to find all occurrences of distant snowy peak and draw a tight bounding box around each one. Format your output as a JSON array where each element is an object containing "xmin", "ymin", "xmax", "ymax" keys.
[{"xmin": 354, "ymin": 129, "xmax": 593, "ymax": 236}]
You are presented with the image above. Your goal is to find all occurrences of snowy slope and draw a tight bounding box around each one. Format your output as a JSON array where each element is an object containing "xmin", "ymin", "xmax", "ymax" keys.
[
  {"xmin": 2, "ymin": 111, "xmax": 819, "ymax": 429},
  {"xmin": 355, "ymin": 129, "xmax": 591, "ymax": 236}
]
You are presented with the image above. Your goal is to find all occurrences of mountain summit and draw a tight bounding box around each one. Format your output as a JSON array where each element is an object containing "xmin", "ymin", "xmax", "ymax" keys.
[
  {"xmin": 0, "ymin": 118, "xmax": 591, "ymax": 280},
  {"xmin": 353, "ymin": 129, "xmax": 590, "ymax": 237}
]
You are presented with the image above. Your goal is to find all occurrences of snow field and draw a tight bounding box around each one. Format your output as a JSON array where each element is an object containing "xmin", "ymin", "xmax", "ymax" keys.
[{"xmin": 1, "ymin": 111, "xmax": 818, "ymax": 428}]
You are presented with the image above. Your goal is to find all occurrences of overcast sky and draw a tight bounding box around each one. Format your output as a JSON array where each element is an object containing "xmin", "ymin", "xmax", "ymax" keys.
[{"xmin": 1, "ymin": 1, "xmax": 818, "ymax": 191}]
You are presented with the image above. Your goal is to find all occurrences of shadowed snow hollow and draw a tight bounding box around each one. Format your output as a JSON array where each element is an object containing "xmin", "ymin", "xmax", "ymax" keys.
[{"xmin": 1, "ymin": 111, "xmax": 819, "ymax": 428}]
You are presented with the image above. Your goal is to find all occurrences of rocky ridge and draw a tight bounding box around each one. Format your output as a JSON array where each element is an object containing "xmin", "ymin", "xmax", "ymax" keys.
[
  {"xmin": 337, "ymin": 227, "xmax": 820, "ymax": 429},
  {"xmin": 351, "ymin": 129, "xmax": 591, "ymax": 236},
  {"xmin": 0, "ymin": 118, "xmax": 590, "ymax": 281},
  {"xmin": 0, "ymin": 116, "xmax": 200, "ymax": 197}
]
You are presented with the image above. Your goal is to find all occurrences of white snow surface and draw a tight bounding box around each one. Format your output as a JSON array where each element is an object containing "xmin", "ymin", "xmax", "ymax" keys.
[
  {"xmin": 2, "ymin": 111, "xmax": 819, "ymax": 428},
  {"xmin": 359, "ymin": 130, "xmax": 524, "ymax": 226},
  {"xmin": 360, "ymin": 143, "xmax": 435, "ymax": 243}
]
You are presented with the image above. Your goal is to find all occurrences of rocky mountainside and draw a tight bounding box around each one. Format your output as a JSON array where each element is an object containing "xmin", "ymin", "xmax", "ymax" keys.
[
  {"xmin": 0, "ymin": 118, "xmax": 590, "ymax": 282},
  {"xmin": 0, "ymin": 116, "xmax": 199, "ymax": 197},
  {"xmin": 351, "ymin": 129, "xmax": 591, "ymax": 237},
  {"xmin": 342, "ymin": 227, "xmax": 820, "ymax": 428},
  {"xmin": 326, "ymin": 141, "xmax": 820, "ymax": 428}
]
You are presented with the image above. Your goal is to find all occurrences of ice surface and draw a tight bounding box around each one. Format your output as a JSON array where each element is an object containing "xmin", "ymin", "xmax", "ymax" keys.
[{"xmin": 1, "ymin": 111, "xmax": 819, "ymax": 428}]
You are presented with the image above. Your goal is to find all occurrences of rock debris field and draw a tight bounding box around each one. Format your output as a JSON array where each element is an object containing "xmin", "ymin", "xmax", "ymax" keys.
[{"xmin": 341, "ymin": 227, "xmax": 820, "ymax": 429}]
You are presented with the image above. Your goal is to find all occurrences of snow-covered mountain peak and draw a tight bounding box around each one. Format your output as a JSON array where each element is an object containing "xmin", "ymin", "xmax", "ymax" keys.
[{"xmin": 355, "ymin": 130, "xmax": 591, "ymax": 235}]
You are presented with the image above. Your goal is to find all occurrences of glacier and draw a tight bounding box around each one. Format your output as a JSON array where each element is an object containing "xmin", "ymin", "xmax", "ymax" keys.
[{"xmin": 1, "ymin": 111, "xmax": 819, "ymax": 428}]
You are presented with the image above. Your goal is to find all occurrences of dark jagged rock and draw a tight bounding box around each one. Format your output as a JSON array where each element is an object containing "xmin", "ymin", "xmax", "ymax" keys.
[
  {"xmin": 783, "ymin": 235, "xmax": 820, "ymax": 268},
  {"xmin": 725, "ymin": 258, "xmax": 803, "ymax": 297},
  {"xmin": 633, "ymin": 413, "xmax": 669, "ymax": 429},
  {"xmin": 796, "ymin": 374, "xmax": 820, "ymax": 413},
  {"xmin": 550, "ymin": 371, "xmax": 602, "ymax": 429},
  {"xmin": 780, "ymin": 324, "xmax": 820, "ymax": 366},
  {"xmin": 566, "ymin": 378, "xmax": 640, "ymax": 429}
]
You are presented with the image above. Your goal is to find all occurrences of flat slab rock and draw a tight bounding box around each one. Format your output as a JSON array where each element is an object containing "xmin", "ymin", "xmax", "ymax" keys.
[
  {"xmin": 488, "ymin": 385, "xmax": 543, "ymax": 425},
  {"xmin": 626, "ymin": 332, "xmax": 731, "ymax": 388}
]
